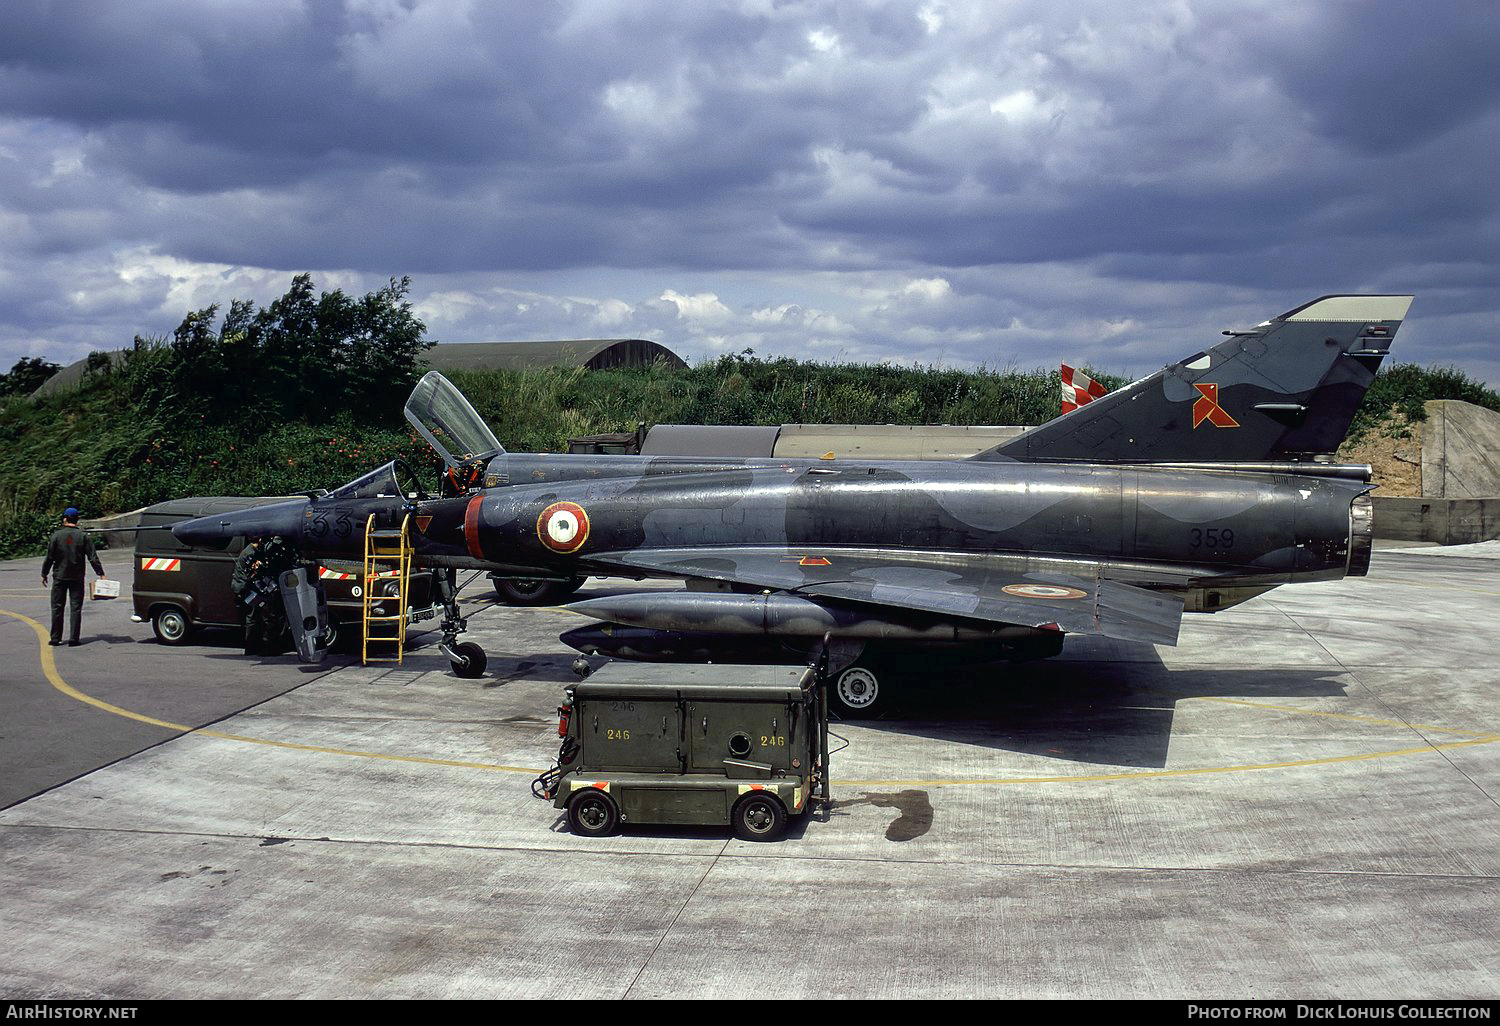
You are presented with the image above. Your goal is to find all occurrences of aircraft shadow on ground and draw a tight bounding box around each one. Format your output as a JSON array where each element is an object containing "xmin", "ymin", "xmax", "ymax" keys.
[
  {"xmin": 857, "ymin": 653, "xmax": 1351, "ymax": 770},
  {"xmin": 481, "ymin": 653, "xmax": 585, "ymax": 685},
  {"xmin": 185, "ymin": 641, "xmax": 585, "ymax": 686},
  {"xmin": 134, "ymin": 624, "xmax": 1350, "ymax": 773}
]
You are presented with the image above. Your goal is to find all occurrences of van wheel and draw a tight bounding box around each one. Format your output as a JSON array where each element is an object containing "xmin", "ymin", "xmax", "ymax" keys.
[
  {"xmin": 567, "ymin": 789, "xmax": 620, "ymax": 837},
  {"xmin": 732, "ymin": 792, "xmax": 787, "ymax": 841},
  {"xmin": 153, "ymin": 607, "xmax": 192, "ymax": 645}
]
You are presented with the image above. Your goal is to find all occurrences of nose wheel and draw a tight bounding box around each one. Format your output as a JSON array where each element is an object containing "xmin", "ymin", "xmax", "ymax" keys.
[
  {"xmin": 447, "ymin": 640, "xmax": 487, "ymax": 678},
  {"xmin": 435, "ymin": 569, "xmax": 488, "ymax": 678}
]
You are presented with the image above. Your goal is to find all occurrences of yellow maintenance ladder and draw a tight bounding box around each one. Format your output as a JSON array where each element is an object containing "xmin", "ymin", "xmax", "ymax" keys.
[{"xmin": 362, "ymin": 513, "xmax": 412, "ymax": 665}]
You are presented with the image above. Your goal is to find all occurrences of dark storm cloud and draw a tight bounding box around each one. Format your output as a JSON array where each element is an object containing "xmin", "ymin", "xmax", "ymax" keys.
[
  {"xmin": 0, "ymin": 1, "xmax": 572, "ymax": 172},
  {"xmin": 1260, "ymin": 0, "xmax": 1500, "ymax": 153},
  {"xmin": 0, "ymin": 0, "xmax": 1495, "ymax": 383}
]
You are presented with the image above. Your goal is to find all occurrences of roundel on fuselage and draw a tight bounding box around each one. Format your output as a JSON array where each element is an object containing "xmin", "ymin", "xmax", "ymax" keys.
[{"xmin": 537, "ymin": 501, "xmax": 590, "ymax": 553}]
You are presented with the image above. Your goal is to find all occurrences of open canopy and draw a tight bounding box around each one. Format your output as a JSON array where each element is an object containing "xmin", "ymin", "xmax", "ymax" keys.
[{"xmin": 403, "ymin": 371, "xmax": 505, "ymax": 469}]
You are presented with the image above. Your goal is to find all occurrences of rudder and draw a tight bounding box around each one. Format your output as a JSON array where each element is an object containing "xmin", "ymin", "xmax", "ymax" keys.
[{"xmin": 976, "ymin": 295, "xmax": 1414, "ymax": 463}]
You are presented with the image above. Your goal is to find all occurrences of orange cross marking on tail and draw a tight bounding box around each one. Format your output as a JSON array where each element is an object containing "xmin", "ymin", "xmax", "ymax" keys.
[{"xmin": 1192, "ymin": 383, "xmax": 1240, "ymax": 428}]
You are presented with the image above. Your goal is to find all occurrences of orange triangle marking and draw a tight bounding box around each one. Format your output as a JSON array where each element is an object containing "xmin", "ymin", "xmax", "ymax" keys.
[{"xmin": 1192, "ymin": 383, "xmax": 1240, "ymax": 428}]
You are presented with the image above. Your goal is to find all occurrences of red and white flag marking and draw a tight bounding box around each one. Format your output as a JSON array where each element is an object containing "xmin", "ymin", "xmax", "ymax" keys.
[{"xmin": 1060, "ymin": 364, "xmax": 1108, "ymax": 414}]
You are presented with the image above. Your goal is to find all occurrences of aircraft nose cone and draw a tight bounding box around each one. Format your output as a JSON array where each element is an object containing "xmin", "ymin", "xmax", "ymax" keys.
[
  {"xmin": 170, "ymin": 515, "xmax": 230, "ymax": 547},
  {"xmin": 171, "ymin": 498, "xmax": 310, "ymax": 547}
]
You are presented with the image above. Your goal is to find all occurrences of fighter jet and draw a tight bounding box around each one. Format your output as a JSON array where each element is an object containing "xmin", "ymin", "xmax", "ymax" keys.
[{"xmin": 173, "ymin": 294, "xmax": 1412, "ymax": 715}]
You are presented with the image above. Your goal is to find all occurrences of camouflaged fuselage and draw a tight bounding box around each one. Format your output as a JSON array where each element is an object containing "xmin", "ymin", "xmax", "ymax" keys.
[{"xmin": 402, "ymin": 453, "xmax": 1364, "ymax": 590}]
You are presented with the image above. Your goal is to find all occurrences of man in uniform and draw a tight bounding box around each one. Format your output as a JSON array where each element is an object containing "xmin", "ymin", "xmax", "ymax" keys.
[
  {"xmin": 231, "ymin": 535, "xmax": 295, "ymax": 655},
  {"xmin": 40, "ymin": 507, "xmax": 107, "ymax": 647}
]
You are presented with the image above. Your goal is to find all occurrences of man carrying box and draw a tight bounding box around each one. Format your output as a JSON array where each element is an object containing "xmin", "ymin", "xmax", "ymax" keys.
[{"xmin": 40, "ymin": 507, "xmax": 107, "ymax": 648}]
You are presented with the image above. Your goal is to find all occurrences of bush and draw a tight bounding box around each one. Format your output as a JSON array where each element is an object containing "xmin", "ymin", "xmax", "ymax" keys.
[
  {"xmin": 0, "ymin": 509, "xmax": 54, "ymax": 561},
  {"xmin": 1348, "ymin": 363, "xmax": 1500, "ymax": 443},
  {"xmin": 0, "ymin": 357, "xmax": 61, "ymax": 398}
]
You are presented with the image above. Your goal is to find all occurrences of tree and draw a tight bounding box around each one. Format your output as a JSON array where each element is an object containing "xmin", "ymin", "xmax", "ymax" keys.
[
  {"xmin": 158, "ymin": 274, "xmax": 434, "ymax": 427},
  {"xmin": 0, "ymin": 357, "xmax": 62, "ymax": 398}
]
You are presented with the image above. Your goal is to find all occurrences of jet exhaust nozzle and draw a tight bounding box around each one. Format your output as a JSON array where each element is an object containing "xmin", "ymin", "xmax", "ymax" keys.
[{"xmin": 1347, "ymin": 491, "xmax": 1375, "ymax": 577}]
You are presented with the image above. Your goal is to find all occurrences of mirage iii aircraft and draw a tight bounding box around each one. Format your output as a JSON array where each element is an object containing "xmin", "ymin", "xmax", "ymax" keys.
[{"xmin": 173, "ymin": 294, "xmax": 1413, "ymax": 716}]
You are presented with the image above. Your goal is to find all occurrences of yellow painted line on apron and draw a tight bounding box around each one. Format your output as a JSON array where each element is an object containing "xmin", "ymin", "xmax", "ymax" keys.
[
  {"xmin": 1342, "ymin": 578, "xmax": 1500, "ymax": 599},
  {"xmin": 836, "ymin": 735, "xmax": 1500, "ymax": 789},
  {"xmin": 7, "ymin": 605, "xmax": 1498, "ymax": 788},
  {"xmin": 1192, "ymin": 696, "xmax": 1488, "ymax": 736},
  {"xmin": 0, "ymin": 608, "xmax": 543, "ymax": 776},
  {"xmin": 838, "ymin": 694, "xmax": 1500, "ymax": 787}
]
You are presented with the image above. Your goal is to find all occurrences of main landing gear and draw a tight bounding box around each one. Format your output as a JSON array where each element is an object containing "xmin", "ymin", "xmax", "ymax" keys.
[
  {"xmin": 815, "ymin": 638, "xmax": 891, "ymax": 720},
  {"xmin": 830, "ymin": 662, "xmax": 889, "ymax": 719},
  {"xmin": 490, "ymin": 573, "xmax": 584, "ymax": 606}
]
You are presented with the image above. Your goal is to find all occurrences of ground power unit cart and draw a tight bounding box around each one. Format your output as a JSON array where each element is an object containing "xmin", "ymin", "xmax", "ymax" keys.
[{"xmin": 535, "ymin": 663, "xmax": 831, "ymax": 841}]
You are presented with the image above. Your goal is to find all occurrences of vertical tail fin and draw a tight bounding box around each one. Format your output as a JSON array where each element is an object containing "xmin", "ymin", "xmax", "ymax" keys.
[{"xmin": 976, "ymin": 295, "xmax": 1414, "ymax": 463}]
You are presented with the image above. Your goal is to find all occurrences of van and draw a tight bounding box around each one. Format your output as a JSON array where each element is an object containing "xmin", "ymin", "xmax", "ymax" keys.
[{"xmin": 130, "ymin": 495, "xmax": 435, "ymax": 647}]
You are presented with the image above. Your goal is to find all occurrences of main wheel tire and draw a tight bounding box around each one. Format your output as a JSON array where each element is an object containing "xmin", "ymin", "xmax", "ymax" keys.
[
  {"xmin": 152, "ymin": 606, "xmax": 192, "ymax": 645},
  {"xmin": 492, "ymin": 577, "xmax": 584, "ymax": 605},
  {"xmin": 567, "ymin": 789, "xmax": 620, "ymax": 837},
  {"xmin": 450, "ymin": 641, "xmax": 487, "ymax": 679},
  {"xmin": 832, "ymin": 664, "xmax": 886, "ymax": 718},
  {"xmin": 731, "ymin": 792, "xmax": 788, "ymax": 841}
]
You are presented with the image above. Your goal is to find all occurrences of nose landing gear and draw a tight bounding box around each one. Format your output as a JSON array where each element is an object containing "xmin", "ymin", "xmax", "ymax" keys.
[{"xmin": 433, "ymin": 568, "xmax": 488, "ymax": 679}]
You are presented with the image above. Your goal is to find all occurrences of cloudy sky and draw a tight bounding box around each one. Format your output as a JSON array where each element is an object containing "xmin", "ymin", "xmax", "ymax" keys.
[{"xmin": 2, "ymin": 0, "xmax": 1497, "ymax": 385}]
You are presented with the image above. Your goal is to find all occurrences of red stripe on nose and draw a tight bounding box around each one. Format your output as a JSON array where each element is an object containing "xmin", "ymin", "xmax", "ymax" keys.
[{"xmin": 463, "ymin": 493, "xmax": 485, "ymax": 560}]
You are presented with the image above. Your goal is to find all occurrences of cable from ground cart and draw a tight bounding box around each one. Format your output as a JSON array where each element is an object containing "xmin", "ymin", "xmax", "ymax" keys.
[
  {"xmin": 531, "ymin": 764, "xmax": 563, "ymax": 800},
  {"xmin": 530, "ymin": 736, "xmax": 580, "ymax": 799}
]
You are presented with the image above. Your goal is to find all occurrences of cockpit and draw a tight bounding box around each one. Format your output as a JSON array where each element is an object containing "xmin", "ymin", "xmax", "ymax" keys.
[{"xmin": 403, "ymin": 371, "xmax": 508, "ymax": 494}]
